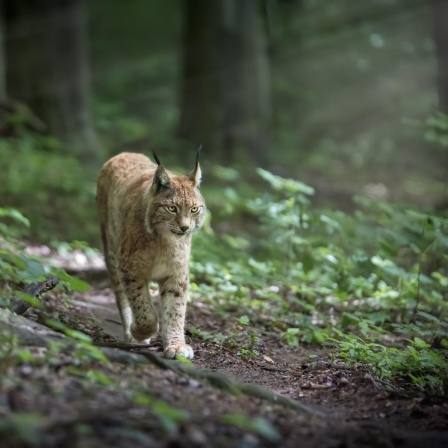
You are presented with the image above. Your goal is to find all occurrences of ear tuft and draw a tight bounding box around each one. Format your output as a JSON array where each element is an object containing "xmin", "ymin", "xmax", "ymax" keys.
[{"xmin": 152, "ymin": 152, "xmax": 161, "ymax": 166}]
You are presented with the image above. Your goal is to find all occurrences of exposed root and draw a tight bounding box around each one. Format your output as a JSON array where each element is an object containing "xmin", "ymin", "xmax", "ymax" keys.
[{"xmin": 9, "ymin": 276, "xmax": 59, "ymax": 315}]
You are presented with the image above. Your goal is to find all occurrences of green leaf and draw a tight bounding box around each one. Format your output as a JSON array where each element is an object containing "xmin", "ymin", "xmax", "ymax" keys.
[
  {"xmin": 416, "ymin": 311, "xmax": 440, "ymax": 323},
  {"xmin": 412, "ymin": 337, "xmax": 431, "ymax": 349},
  {"xmin": 57, "ymin": 271, "xmax": 91, "ymax": 292},
  {"xmin": 176, "ymin": 356, "xmax": 193, "ymax": 365},
  {"xmin": 85, "ymin": 370, "xmax": 114, "ymax": 386},
  {"xmin": 256, "ymin": 168, "xmax": 315, "ymax": 195},
  {"xmin": 0, "ymin": 208, "xmax": 30, "ymax": 227},
  {"xmin": 15, "ymin": 292, "xmax": 41, "ymax": 309},
  {"xmin": 312, "ymin": 330, "xmax": 328, "ymax": 344},
  {"xmin": 66, "ymin": 329, "xmax": 92, "ymax": 343},
  {"xmin": 77, "ymin": 342, "xmax": 110, "ymax": 364},
  {"xmin": 221, "ymin": 413, "xmax": 280, "ymax": 442}
]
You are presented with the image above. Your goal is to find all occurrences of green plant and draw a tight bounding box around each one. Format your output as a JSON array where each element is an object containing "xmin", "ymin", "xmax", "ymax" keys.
[
  {"xmin": 221, "ymin": 412, "xmax": 280, "ymax": 442},
  {"xmin": 190, "ymin": 166, "xmax": 448, "ymax": 391},
  {"xmin": 330, "ymin": 329, "xmax": 448, "ymax": 391},
  {"xmin": 0, "ymin": 130, "xmax": 98, "ymax": 243},
  {"xmin": 0, "ymin": 208, "xmax": 91, "ymax": 309},
  {"xmin": 132, "ymin": 393, "xmax": 189, "ymax": 434},
  {"xmin": 281, "ymin": 328, "xmax": 300, "ymax": 347},
  {"xmin": 424, "ymin": 112, "xmax": 448, "ymax": 149},
  {"xmin": 236, "ymin": 347, "xmax": 260, "ymax": 361}
]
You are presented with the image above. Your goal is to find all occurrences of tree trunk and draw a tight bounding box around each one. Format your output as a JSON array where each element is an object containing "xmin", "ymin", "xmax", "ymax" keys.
[
  {"xmin": 178, "ymin": 0, "xmax": 272, "ymax": 167},
  {"xmin": 178, "ymin": 0, "xmax": 220, "ymax": 161},
  {"xmin": 431, "ymin": 0, "xmax": 448, "ymax": 113},
  {"xmin": 3, "ymin": 0, "xmax": 97, "ymax": 161},
  {"xmin": 0, "ymin": 0, "xmax": 6, "ymax": 99}
]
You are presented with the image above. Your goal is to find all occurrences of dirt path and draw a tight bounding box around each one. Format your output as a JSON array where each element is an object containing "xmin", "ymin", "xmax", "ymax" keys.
[
  {"xmin": 70, "ymin": 272, "xmax": 448, "ymax": 437},
  {"xmin": 6, "ymin": 240, "xmax": 446, "ymax": 447},
  {"xmin": 4, "ymin": 266, "xmax": 447, "ymax": 448}
]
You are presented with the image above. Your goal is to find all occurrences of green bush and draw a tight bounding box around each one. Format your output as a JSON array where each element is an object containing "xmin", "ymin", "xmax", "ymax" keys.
[
  {"xmin": 0, "ymin": 131, "xmax": 98, "ymax": 244},
  {"xmin": 192, "ymin": 167, "xmax": 448, "ymax": 391},
  {"xmin": 0, "ymin": 207, "xmax": 90, "ymax": 307}
]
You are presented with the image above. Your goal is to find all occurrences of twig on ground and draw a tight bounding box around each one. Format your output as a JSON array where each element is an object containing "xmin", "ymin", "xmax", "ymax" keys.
[
  {"xmin": 93, "ymin": 341, "xmax": 155, "ymax": 349},
  {"xmin": 300, "ymin": 382, "xmax": 331, "ymax": 390},
  {"xmin": 104, "ymin": 318, "xmax": 123, "ymax": 325},
  {"xmin": 364, "ymin": 373, "xmax": 400, "ymax": 393},
  {"xmin": 260, "ymin": 366, "xmax": 289, "ymax": 373},
  {"xmin": 9, "ymin": 276, "xmax": 59, "ymax": 315}
]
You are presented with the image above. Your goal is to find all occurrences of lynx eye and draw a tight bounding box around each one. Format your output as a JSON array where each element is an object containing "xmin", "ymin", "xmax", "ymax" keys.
[
  {"xmin": 191, "ymin": 206, "xmax": 200, "ymax": 214},
  {"xmin": 166, "ymin": 205, "xmax": 177, "ymax": 213}
]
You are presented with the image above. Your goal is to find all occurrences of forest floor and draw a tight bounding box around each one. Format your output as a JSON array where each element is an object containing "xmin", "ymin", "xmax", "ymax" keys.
[{"xmin": 2, "ymin": 257, "xmax": 448, "ymax": 448}]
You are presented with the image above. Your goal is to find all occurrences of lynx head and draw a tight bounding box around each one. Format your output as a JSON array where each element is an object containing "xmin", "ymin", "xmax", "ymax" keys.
[{"xmin": 146, "ymin": 148, "xmax": 206, "ymax": 238}]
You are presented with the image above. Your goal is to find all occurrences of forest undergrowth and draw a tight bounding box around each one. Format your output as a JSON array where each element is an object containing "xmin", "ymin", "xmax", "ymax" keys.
[
  {"xmin": 1, "ymin": 162, "xmax": 447, "ymax": 394},
  {"xmin": 1, "ymin": 124, "xmax": 448, "ymax": 445},
  {"xmin": 191, "ymin": 167, "xmax": 448, "ymax": 393}
]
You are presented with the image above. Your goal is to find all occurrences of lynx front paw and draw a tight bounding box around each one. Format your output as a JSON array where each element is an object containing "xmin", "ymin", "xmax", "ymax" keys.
[{"xmin": 163, "ymin": 344, "xmax": 194, "ymax": 360}]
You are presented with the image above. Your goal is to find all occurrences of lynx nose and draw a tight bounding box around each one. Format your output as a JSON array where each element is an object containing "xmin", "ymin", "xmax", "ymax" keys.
[{"xmin": 180, "ymin": 225, "xmax": 189, "ymax": 233}]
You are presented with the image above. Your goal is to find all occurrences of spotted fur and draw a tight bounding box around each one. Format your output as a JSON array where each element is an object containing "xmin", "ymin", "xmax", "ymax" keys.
[{"xmin": 97, "ymin": 152, "xmax": 205, "ymax": 359}]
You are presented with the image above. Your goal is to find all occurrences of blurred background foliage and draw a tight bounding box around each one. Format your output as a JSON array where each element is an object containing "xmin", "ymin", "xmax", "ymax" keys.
[{"xmin": 0, "ymin": 0, "xmax": 446, "ymax": 245}]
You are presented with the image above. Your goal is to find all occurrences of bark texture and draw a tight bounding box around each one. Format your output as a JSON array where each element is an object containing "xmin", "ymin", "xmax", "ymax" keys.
[
  {"xmin": 3, "ymin": 0, "xmax": 97, "ymax": 160},
  {"xmin": 0, "ymin": 0, "xmax": 6, "ymax": 98},
  {"xmin": 432, "ymin": 0, "xmax": 448, "ymax": 113},
  {"xmin": 178, "ymin": 0, "xmax": 272, "ymax": 166}
]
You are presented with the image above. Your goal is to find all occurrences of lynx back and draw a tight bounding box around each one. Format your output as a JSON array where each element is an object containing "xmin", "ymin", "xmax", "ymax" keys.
[{"xmin": 97, "ymin": 151, "xmax": 205, "ymax": 359}]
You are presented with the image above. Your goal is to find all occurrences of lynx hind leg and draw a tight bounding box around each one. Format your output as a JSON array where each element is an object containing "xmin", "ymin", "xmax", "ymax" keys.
[
  {"xmin": 105, "ymin": 251, "xmax": 133, "ymax": 342},
  {"xmin": 121, "ymin": 271, "xmax": 159, "ymax": 343},
  {"xmin": 112, "ymin": 287, "xmax": 151, "ymax": 345},
  {"xmin": 115, "ymin": 288, "xmax": 133, "ymax": 343}
]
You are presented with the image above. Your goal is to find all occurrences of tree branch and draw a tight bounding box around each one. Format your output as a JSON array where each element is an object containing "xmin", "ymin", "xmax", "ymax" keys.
[{"xmin": 9, "ymin": 276, "xmax": 59, "ymax": 315}]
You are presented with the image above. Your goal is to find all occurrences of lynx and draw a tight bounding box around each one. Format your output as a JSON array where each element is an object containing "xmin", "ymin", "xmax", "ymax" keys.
[{"xmin": 96, "ymin": 150, "xmax": 205, "ymax": 359}]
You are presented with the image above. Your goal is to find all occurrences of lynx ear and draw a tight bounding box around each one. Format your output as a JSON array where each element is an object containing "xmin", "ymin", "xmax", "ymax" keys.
[
  {"xmin": 153, "ymin": 165, "xmax": 171, "ymax": 193},
  {"xmin": 188, "ymin": 144, "xmax": 202, "ymax": 188},
  {"xmin": 151, "ymin": 151, "xmax": 171, "ymax": 193}
]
